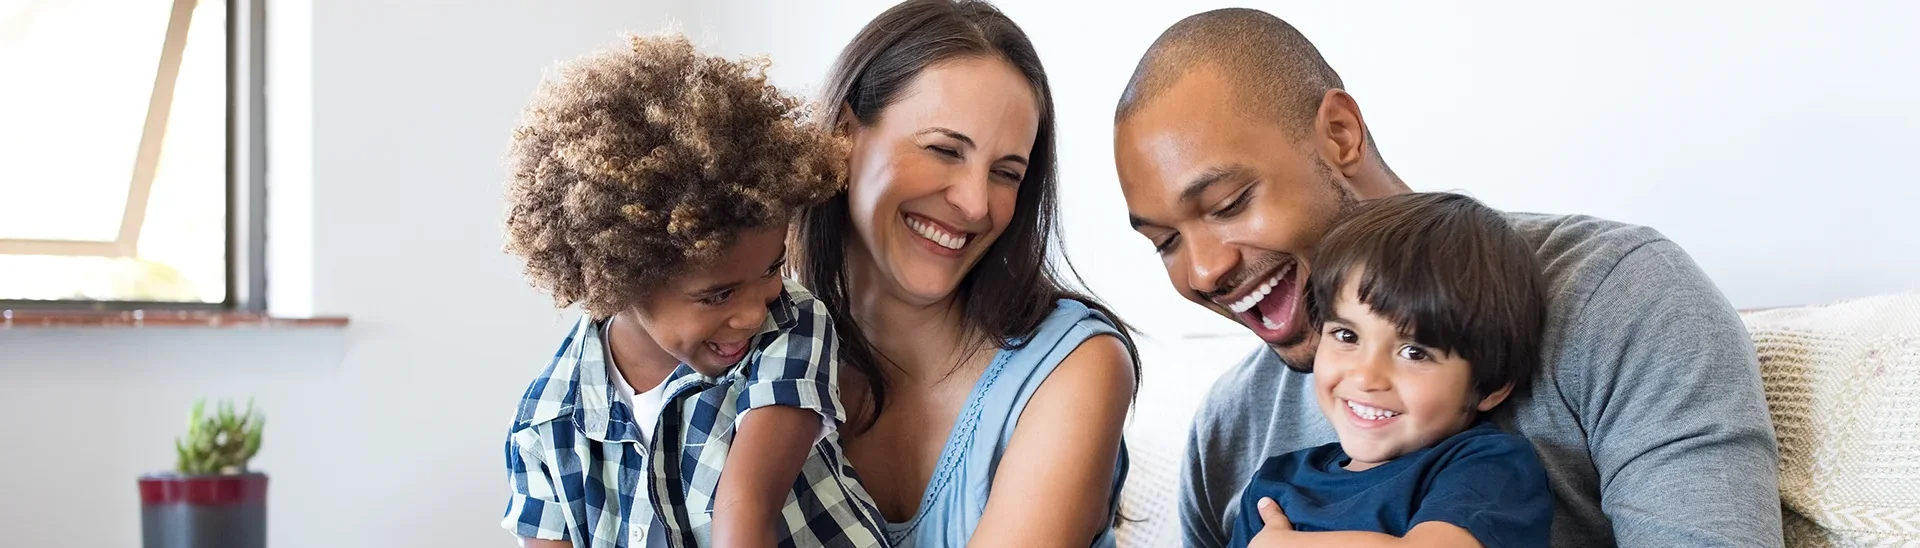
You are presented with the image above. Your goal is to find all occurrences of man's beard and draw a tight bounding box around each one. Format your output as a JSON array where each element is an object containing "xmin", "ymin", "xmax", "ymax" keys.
[
  {"xmin": 1271, "ymin": 334, "xmax": 1318, "ymax": 373},
  {"xmin": 1269, "ymin": 156, "xmax": 1356, "ymax": 373},
  {"xmin": 1320, "ymin": 155, "xmax": 1360, "ymax": 219}
]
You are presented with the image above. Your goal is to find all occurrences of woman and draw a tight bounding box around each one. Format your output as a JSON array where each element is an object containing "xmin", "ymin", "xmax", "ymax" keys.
[{"xmin": 795, "ymin": 1, "xmax": 1141, "ymax": 546}]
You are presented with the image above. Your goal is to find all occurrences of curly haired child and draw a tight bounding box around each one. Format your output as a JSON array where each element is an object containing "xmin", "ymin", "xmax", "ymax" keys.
[{"xmin": 499, "ymin": 32, "xmax": 886, "ymax": 548}]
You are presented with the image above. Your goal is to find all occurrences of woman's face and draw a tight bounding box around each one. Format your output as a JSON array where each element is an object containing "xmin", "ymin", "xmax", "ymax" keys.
[{"xmin": 844, "ymin": 56, "xmax": 1040, "ymax": 306}]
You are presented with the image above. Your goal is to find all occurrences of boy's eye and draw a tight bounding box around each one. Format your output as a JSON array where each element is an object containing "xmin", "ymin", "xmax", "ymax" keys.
[
  {"xmin": 700, "ymin": 290, "xmax": 733, "ymax": 306},
  {"xmin": 1328, "ymin": 327, "xmax": 1357, "ymax": 344},
  {"xmin": 1397, "ymin": 345, "xmax": 1430, "ymax": 361}
]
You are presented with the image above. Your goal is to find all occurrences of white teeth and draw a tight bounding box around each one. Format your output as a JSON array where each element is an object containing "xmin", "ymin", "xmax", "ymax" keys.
[
  {"xmin": 1261, "ymin": 314, "xmax": 1283, "ymax": 330},
  {"xmin": 1346, "ymin": 399, "xmax": 1401, "ymax": 421},
  {"xmin": 906, "ymin": 216, "xmax": 965, "ymax": 250},
  {"xmin": 1227, "ymin": 267, "xmax": 1289, "ymax": 314}
]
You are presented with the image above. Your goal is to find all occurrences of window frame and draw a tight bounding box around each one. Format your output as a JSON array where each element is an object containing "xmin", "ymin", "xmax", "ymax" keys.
[{"xmin": 0, "ymin": 0, "xmax": 266, "ymax": 312}]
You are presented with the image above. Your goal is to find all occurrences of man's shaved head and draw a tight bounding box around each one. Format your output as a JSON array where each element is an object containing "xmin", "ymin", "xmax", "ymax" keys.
[{"xmin": 1116, "ymin": 8, "xmax": 1344, "ymax": 140}]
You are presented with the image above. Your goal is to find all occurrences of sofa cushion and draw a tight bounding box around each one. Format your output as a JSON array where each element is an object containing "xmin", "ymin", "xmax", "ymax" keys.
[{"xmin": 1743, "ymin": 293, "xmax": 1920, "ymax": 546}]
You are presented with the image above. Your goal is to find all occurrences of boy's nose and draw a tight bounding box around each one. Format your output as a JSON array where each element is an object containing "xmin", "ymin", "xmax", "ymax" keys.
[{"xmin": 1349, "ymin": 356, "xmax": 1393, "ymax": 391}]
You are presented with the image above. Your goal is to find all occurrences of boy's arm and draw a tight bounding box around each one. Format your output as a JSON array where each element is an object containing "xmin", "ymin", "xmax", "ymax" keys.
[
  {"xmin": 1239, "ymin": 432, "xmax": 1547, "ymax": 548},
  {"xmin": 713, "ymin": 285, "xmax": 845, "ymax": 544},
  {"xmin": 1248, "ymin": 499, "xmax": 1482, "ymax": 548},
  {"xmin": 504, "ymin": 428, "xmax": 573, "ymax": 544},
  {"xmin": 712, "ymin": 405, "xmax": 817, "ymax": 547}
]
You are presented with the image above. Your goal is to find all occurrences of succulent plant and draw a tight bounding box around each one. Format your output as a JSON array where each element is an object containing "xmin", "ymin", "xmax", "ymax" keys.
[{"xmin": 174, "ymin": 398, "xmax": 265, "ymax": 475}]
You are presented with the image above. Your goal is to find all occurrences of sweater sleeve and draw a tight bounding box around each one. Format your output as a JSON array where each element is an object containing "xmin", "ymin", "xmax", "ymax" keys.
[{"xmin": 1562, "ymin": 240, "xmax": 1783, "ymax": 547}]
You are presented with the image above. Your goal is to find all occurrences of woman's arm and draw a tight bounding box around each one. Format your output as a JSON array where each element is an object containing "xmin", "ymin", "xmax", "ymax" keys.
[
  {"xmin": 519, "ymin": 539, "xmax": 571, "ymax": 548},
  {"xmin": 967, "ymin": 334, "xmax": 1136, "ymax": 548},
  {"xmin": 713, "ymin": 405, "xmax": 819, "ymax": 548}
]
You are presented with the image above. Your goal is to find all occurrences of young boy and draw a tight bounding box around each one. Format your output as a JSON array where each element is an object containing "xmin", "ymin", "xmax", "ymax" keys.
[
  {"xmin": 498, "ymin": 33, "xmax": 886, "ymax": 548},
  {"xmin": 1231, "ymin": 192, "xmax": 1553, "ymax": 548}
]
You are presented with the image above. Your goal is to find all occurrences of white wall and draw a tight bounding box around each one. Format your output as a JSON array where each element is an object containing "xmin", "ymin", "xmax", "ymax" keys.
[{"xmin": 0, "ymin": 1, "xmax": 693, "ymax": 546}]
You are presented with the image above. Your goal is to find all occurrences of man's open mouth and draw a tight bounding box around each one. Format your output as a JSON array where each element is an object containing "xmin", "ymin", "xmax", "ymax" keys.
[{"xmin": 1220, "ymin": 261, "xmax": 1305, "ymax": 344}]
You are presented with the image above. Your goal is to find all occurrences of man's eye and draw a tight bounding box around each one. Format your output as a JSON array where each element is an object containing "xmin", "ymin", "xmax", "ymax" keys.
[
  {"xmin": 1153, "ymin": 234, "xmax": 1180, "ymax": 255},
  {"xmin": 1213, "ymin": 188, "xmax": 1253, "ymax": 218},
  {"xmin": 1329, "ymin": 327, "xmax": 1357, "ymax": 344},
  {"xmin": 1398, "ymin": 345, "xmax": 1429, "ymax": 361}
]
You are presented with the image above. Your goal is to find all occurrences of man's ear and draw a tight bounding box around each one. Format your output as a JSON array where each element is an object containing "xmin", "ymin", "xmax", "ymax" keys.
[
  {"xmin": 1314, "ymin": 89, "xmax": 1370, "ymax": 178},
  {"xmin": 1475, "ymin": 382, "xmax": 1515, "ymax": 412}
]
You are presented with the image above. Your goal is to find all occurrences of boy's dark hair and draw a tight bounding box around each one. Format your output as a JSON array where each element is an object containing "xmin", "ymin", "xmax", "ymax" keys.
[
  {"xmin": 503, "ymin": 33, "xmax": 845, "ymax": 319},
  {"xmin": 1306, "ymin": 192, "xmax": 1546, "ymax": 402}
]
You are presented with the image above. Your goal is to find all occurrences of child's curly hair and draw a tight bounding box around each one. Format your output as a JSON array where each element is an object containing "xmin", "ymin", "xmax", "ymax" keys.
[{"xmin": 504, "ymin": 33, "xmax": 845, "ymax": 318}]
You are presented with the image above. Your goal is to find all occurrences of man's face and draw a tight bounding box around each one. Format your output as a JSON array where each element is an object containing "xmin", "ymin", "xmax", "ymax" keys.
[{"xmin": 1115, "ymin": 66, "xmax": 1353, "ymax": 368}]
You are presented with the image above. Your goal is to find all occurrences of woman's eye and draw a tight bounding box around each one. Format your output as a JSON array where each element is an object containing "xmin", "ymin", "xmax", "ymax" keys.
[
  {"xmin": 993, "ymin": 169, "xmax": 1022, "ymax": 182},
  {"xmin": 1329, "ymin": 328, "xmax": 1357, "ymax": 344},
  {"xmin": 1398, "ymin": 345, "xmax": 1430, "ymax": 361},
  {"xmin": 928, "ymin": 145, "xmax": 960, "ymax": 158}
]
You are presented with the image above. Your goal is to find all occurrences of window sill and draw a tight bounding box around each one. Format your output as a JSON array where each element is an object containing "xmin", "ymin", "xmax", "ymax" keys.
[{"xmin": 0, "ymin": 309, "xmax": 348, "ymax": 329}]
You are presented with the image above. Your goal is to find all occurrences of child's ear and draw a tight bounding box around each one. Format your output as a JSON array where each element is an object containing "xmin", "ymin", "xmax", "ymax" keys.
[{"xmin": 1474, "ymin": 382, "xmax": 1515, "ymax": 412}]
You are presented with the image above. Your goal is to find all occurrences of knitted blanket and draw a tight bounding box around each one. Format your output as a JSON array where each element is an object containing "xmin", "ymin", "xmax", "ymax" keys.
[{"xmin": 1744, "ymin": 293, "xmax": 1920, "ymax": 547}]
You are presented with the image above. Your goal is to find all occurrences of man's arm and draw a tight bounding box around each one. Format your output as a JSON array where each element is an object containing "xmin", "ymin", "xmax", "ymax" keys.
[
  {"xmin": 712, "ymin": 406, "xmax": 818, "ymax": 547},
  {"xmin": 1569, "ymin": 240, "xmax": 1782, "ymax": 546},
  {"xmin": 1181, "ymin": 414, "xmax": 1230, "ymax": 548}
]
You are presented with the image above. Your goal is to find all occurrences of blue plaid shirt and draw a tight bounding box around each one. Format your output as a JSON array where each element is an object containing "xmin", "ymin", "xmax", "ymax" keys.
[{"xmin": 503, "ymin": 279, "xmax": 888, "ymax": 548}]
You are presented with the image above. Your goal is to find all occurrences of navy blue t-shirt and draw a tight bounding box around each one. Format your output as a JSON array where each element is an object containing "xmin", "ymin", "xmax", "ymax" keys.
[{"xmin": 1226, "ymin": 421, "xmax": 1550, "ymax": 548}]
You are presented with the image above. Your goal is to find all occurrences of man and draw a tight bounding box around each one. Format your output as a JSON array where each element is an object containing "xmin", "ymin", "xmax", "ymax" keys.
[{"xmin": 1112, "ymin": 8, "xmax": 1782, "ymax": 548}]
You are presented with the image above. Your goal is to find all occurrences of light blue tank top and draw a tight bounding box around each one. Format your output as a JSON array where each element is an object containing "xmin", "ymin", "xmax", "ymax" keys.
[{"xmin": 883, "ymin": 299, "xmax": 1131, "ymax": 547}]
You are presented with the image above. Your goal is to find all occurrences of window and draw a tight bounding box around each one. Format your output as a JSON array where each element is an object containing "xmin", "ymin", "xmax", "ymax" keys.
[{"xmin": 0, "ymin": 0, "xmax": 263, "ymax": 309}]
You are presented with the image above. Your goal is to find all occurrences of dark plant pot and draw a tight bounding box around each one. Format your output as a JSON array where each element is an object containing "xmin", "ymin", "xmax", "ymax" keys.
[{"xmin": 139, "ymin": 473, "xmax": 268, "ymax": 548}]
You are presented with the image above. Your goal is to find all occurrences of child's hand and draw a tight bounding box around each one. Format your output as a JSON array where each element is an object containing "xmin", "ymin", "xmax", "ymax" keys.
[{"xmin": 1248, "ymin": 498, "xmax": 1297, "ymax": 547}]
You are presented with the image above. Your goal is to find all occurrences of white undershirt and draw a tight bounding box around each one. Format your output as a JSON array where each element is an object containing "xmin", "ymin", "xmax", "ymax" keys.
[
  {"xmin": 607, "ymin": 346, "xmax": 669, "ymax": 548},
  {"xmin": 604, "ymin": 322, "xmax": 832, "ymax": 547}
]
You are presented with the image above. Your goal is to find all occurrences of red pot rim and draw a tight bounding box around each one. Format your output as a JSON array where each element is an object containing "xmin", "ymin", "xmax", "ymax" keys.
[{"xmin": 139, "ymin": 473, "xmax": 268, "ymax": 505}]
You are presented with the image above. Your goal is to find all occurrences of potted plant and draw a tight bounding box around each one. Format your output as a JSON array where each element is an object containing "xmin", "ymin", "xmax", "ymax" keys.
[{"xmin": 139, "ymin": 399, "xmax": 267, "ymax": 548}]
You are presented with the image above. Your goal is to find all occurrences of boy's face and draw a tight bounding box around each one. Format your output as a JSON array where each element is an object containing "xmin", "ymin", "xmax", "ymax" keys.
[
  {"xmin": 1311, "ymin": 280, "xmax": 1512, "ymax": 471},
  {"xmin": 632, "ymin": 226, "xmax": 788, "ymax": 377}
]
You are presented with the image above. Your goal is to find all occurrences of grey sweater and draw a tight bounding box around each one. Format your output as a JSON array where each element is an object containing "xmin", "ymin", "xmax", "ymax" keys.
[{"xmin": 1180, "ymin": 213, "xmax": 1783, "ymax": 548}]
